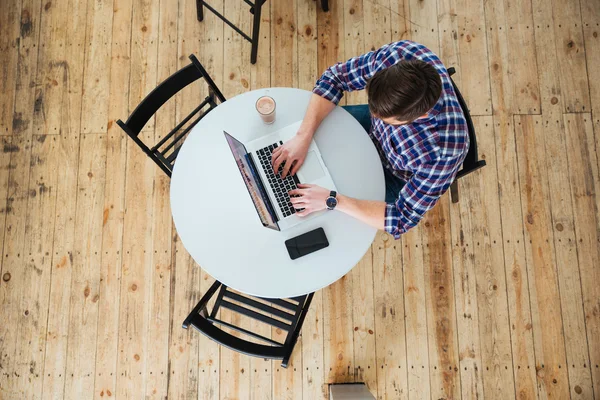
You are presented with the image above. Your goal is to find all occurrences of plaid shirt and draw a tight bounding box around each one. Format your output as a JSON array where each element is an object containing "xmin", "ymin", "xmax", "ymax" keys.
[{"xmin": 313, "ymin": 40, "xmax": 468, "ymax": 238}]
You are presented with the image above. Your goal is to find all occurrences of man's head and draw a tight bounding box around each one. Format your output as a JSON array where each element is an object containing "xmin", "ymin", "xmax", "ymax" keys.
[{"xmin": 366, "ymin": 59, "xmax": 442, "ymax": 126}]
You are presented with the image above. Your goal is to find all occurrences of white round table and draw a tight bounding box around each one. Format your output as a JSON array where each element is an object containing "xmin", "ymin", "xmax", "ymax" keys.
[{"xmin": 171, "ymin": 88, "xmax": 385, "ymax": 298}]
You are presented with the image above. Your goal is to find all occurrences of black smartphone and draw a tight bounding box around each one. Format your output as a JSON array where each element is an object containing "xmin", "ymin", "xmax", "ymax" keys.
[{"xmin": 285, "ymin": 228, "xmax": 329, "ymax": 260}]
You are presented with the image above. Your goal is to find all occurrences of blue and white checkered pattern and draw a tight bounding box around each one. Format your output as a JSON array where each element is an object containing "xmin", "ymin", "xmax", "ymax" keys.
[{"xmin": 313, "ymin": 40, "xmax": 469, "ymax": 238}]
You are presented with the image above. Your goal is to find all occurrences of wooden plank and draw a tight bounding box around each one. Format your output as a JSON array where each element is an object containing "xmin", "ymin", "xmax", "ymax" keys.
[
  {"xmin": 420, "ymin": 198, "xmax": 461, "ymax": 400},
  {"xmin": 115, "ymin": 0, "xmax": 159, "ymax": 395},
  {"xmin": 141, "ymin": 0, "xmax": 179, "ymax": 396},
  {"xmin": 33, "ymin": 0, "xmax": 88, "ymax": 135},
  {"xmin": 80, "ymin": 0, "xmax": 114, "ymax": 134},
  {"xmin": 39, "ymin": 134, "xmax": 80, "ymax": 399},
  {"xmin": 0, "ymin": 135, "xmax": 33, "ymax": 398},
  {"xmin": 372, "ymin": 232, "xmax": 408, "ymax": 400},
  {"xmin": 271, "ymin": 0, "xmax": 298, "ymax": 89},
  {"xmin": 436, "ymin": 0, "xmax": 460, "ymax": 77},
  {"xmin": 0, "ymin": 0, "xmax": 20, "ymax": 134},
  {"xmin": 550, "ymin": 0, "xmax": 590, "ymax": 112},
  {"xmin": 513, "ymin": 115, "xmax": 570, "ymax": 399},
  {"xmin": 12, "ymin": 0, "xmax": 43, "ymax": 136},
  {"xmin": 64, "ymin": 0, "xmax": 89, "ymax": 135},
  {"xmin": 32, "ymin": 0, "xmax": 69, "ymax": 135},
  {"xmin": 127, "ymin": 0, "xmax": 159, "ymax": 130},
  {"xmin": 323, "ymin": 273, "xmax": 355, "ymax": 385},
  {"xmin": 297, "ymin": 2, "xmax": 325, "ymax": 399},
  {"xmin": 116, "ymin": 131, "xmax": 156, "ymax": 398},
  {"xmin": 390, "ymin": 0, "xmax": 411, "ymax": 41},
  {"xmin": 301, "ymin": 290, "xmax": 326, "ymax": 400},
  {"xmin": 448, "ymin": 166, "xmax": 485, "ymax": 399},
  {"xmin": 10, "ymin": 135, "xmax": 57, "ymax": 399},
  {"xmin": 3, "ymin": 6, "xmax": 47, "ymax": 393},
  {"xmin": 448, "ymin": 0, "xmax": 492, "ymax": 115},
  {"xmin": 343, "ymin": 0, "xmax": 366, "ymax": 106},
  {"xmin": 468, "ymin": 117, "xmax": 520, "ymax": 399},
  {"xmin": 504, "ymin": 0, "xmax": 540, "ymax": 114},
  {"xmin": 484, "ymin": 0, "xmax": 515, "ymax": 115},
  {"xmin": 166, "ymin": 237, "xmax": 201, "ymax": 400},
  {"xmin": 93, "ymin": 134, "xmax": 127, "ymax": 400},
  {"xmin": 580, "ymin": 0, "xmax": 600, "ymax": 112},
  {"xmin": 563, "ymin": 113, "xmax": 600, "ymax": 399},
  {"xmin": 409, "ymin": 0, "xmax": 439, "ymax": 53},
  {"xmin": 0, "ymin": 137, "xmax": 12, "ymax": 278},
  {"xmin": 91, "ymin": 0, "xmax": 133, "ymax": 396},
  {"xmin": 351, "ymin": 249, "xmax": 377, "ymax": 398},
  {"xmin": 488, "ymin": 114, "xmax": 539, "ymax": 399},
  {"xmin": 317, "ymin": 0, "xmax": 345, "ymax": 74},
  {"xmin": 401, "ymin": 226, "xmax": 431, "ymax": 399},
  {"xmin": 62, "ymin": 134, "xmax": 106, "ymax": 399}
]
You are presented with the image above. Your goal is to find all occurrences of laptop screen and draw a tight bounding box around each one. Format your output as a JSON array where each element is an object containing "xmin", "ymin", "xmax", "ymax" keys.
[{"xmin": 224, "ymin": 132, "xmax": 279, "ymax": 230}]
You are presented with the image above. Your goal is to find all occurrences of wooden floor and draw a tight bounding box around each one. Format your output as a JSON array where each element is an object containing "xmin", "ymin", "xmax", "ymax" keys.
[{"xmin": 0, "ymin": 0, "xmax": 599, "ymax": 398}]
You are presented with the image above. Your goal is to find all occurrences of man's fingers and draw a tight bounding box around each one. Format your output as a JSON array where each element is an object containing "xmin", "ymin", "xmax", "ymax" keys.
[
  {"xmin": 290, "ymin": 196, "xmax": 307, "ymax": 205},
  {"xmin": 290, "ymin": 160, "xmax": 303, "ymax": 176},
  {"xmin": 297, "ymin": 183, "xmax": 313, "ymax": 189},
  {"xmin": 281, "ymin": 159, "xmax": 294, "ymax": 178},
  {"xmin": 272, "ymin": 152, "xmax": 285, "ymax": 172}
]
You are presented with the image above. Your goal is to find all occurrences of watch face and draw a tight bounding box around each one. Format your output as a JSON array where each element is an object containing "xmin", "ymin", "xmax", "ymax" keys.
[{"xmin": 326, "ymin": 196, "xmax": 338, "ymax": 209}]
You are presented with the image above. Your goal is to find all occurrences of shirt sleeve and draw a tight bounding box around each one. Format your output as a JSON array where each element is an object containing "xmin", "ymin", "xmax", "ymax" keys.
[
  {"xmin": 384, "ymin": 154, "xmax": 462, "ymax": 239},
  {"xmin": 312, "ymin": 42, "xmax": 411, "ymax": 105}
]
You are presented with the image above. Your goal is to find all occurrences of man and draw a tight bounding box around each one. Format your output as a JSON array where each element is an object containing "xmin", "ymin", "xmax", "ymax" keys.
[{"xmin": 272, "ymin": 40, "xmax": 468, "ymax": 239}]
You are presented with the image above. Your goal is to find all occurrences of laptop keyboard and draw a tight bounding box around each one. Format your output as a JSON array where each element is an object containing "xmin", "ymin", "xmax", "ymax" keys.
[{"xmin": 256, "ymin": 142, "xmax": 303, "ymax": 218}]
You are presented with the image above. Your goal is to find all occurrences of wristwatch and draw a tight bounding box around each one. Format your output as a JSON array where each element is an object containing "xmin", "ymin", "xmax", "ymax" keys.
[{"xmin": 325, "ymin": 191, "xmax": 338, "ymax": 210}]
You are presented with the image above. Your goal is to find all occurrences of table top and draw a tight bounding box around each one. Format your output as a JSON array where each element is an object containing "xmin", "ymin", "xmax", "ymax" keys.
[{"xmin": 170, "ymin": 87, "xmax": 385, "ymax": 298}]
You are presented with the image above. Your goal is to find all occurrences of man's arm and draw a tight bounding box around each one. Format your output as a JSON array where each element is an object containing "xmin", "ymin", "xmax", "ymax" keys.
[
  {"xmin": 336, "ymin": 195, "xmax": 386, "ymax": 231},
  {"xmin": 289, "ymin": 184, "xmax": 386, "ymax": 231},
  {"xmin": 273, "ymin": 42, "xmax": 406, "ymax": 177}
]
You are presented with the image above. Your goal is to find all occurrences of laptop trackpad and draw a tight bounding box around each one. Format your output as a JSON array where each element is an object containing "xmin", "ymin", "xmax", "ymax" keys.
[{"xmin": 299, "ymin": 151, "xmax": 325, "ymax": 183}]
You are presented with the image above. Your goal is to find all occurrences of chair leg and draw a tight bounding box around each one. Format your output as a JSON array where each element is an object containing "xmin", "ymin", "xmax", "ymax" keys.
[
  {"xmin": 450, "ymin": 181, "xmax": 459, "ymax": 203},
  {"xmin": 250, "ymin": 0, "xmax": 262, "ymax": 64},
  {"xmin": 321, "ymin": 0, "xmax": 329, "ymax": 12},
  {"xmin": 196, "ymin": 0, "xmax": 204, "ymax": 21}
]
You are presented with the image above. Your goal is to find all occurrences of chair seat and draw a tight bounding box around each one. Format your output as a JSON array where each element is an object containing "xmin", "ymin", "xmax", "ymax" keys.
[{"xmin": 185, "ymin": 312, "xmax": 286, "ymax": 360}]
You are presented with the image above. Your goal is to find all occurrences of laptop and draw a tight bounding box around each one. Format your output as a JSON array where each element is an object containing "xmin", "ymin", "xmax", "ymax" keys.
[{"xmin": 224, "ymin": 121, "xmax": 337, "ymax": 231}]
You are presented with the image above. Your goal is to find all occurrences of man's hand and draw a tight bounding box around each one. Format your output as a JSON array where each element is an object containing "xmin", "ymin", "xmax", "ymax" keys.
[
  {"xmin": 288, "ymin": 184, "xmax": 330, "ymax": 216},
  {"xmin": 271, "ymin": 134, "xmax": 311, "ymax": 178}
]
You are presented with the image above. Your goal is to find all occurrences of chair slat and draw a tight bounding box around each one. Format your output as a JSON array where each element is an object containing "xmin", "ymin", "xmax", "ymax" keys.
[
  {"xmin": 258, "ymin": 297, "xmax": 300, "ymax": 312},
  {"xmin": 152, "ymin": 96, "xmax": 211, "ymax": 152},
  {"xmin": 224, "ymin": 290, "xmax": 296, "ymax": 323},
  {"xmin": 221, "ymin": 300, "xmax": 292, "ymax": 331},
  {"xmin": 208, "ymin": 317, "xmax": 283, "ymax": 346}
]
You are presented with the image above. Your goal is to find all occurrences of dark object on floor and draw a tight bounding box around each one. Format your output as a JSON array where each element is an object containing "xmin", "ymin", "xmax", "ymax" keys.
[
  {"xmin": 447, "ymin": 66, "xmax": 487, "ymax": 203},
  {"xmin": 196, "ymin": 0, "xmax": 267, "ymax": 64},
  {"xmin": 117, "ymin": 54, "xmax": 225, "ymax": 178},
  {"xmin": 183, "ymin": 281, "xmax": 313, "ymax": 368}
]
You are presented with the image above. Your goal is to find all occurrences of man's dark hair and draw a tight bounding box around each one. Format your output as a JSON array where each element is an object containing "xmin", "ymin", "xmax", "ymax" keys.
[{"xmin": 366, "ymin": 59, "xmax": 442, "ymax": 123}]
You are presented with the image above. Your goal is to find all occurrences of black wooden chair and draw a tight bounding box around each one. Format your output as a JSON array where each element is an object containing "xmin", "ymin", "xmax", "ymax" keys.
[
  {"xmin": 196, "ymin": 0, "xmax": 329, "ymax": 64},
  {"xmin": 117, "ymin": 54, "xmax": 225, "ymax": 178},
  {"xmin": 183, "ymin": 281, "xmax": 314, "ymax": 368},
  {"xmin": 447, "ymin": 67, "xmax": 486, "ymax": 203}
]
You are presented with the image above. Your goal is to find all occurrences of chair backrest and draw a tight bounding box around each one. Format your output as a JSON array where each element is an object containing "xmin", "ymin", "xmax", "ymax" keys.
[
  {"xmin": 117, "ymin": 54, "xmax": 226, "ymax": 177},
  {"xmin": 183, "ymin": 281, "xmax": 314, "ymax": 368},
  {"xmin": 447, "ymin": 67, "xmax": 486, "ymax": 179}
]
